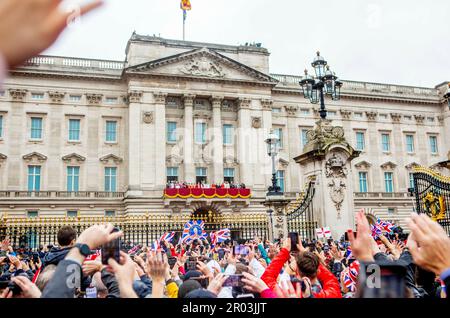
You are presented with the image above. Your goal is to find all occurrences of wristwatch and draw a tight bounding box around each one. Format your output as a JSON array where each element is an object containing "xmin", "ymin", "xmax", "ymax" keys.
[{"xmin": 73, "ymin": 243, "xmax": 91, "ymax": 257}]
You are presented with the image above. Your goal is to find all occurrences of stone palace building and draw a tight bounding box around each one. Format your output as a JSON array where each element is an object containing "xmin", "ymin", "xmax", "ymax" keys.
[{"xmin": 0, "ymin": 33, "xmax": 449, "ymax": 243}]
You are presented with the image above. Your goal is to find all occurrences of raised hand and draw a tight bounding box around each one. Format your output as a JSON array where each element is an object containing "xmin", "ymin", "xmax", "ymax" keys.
[
  {"xmin": 76, "ymin": 223, "xmax": 123, "ymax": 250},
  {"xmin": 82, "ymin": 260, "xmax": 104, "ymax": 276},
  {"xmin": 241, "ymin": 272, "xmax": 269, "ymax": 294},
  {"xmin": 207, "ymin": 273, "xmax": 227, "ymax": 296},
  {"xmin": 347, "ymin": 211, "xmax": 374, "ymax": 262},
  {"xmin": 107, "ymin": 251, "xmax": 138, "ymax": 298},
  {"xmin": 11, "ymin": 276, "xmax": 41, "ymax": 298},
  {"xmin": 0, "ymin": 0, "xmax": 103, "ymax": 68},
  {"xmin": 407, "ymin": 213, "xmax": 450, "ymax": 276},
  {"xmin": 278, "ymin": 279, "xmax": 302, "ymax": 298}
]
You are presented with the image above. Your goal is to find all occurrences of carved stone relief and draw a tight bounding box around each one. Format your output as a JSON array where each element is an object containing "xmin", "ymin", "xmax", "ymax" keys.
[
  {"xmin": 251, "ymin": 117, "xmax": 262, "ymax": 129},
  {"xmin": 325, "ymin": 153, "xmax": 348, "ymax": 218},
  {"xmin": 180, "ymin": 55, "xmax": 226, "ymax": 78},
  {"xmin": 143, "ymin": 112, "xmax": 154, "ymax": 124}
]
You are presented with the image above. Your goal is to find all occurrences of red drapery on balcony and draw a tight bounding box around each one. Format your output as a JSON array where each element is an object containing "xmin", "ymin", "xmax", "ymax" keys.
[{"xmin": 164, "ymin": 188, "xmax": 251, "ymax": 199}]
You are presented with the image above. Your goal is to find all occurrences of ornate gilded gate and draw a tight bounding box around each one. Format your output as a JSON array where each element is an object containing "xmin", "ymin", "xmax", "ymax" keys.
[
  {"xmin": 0, "ymin": 212, "xmax": 269, "ymax": 248},
  {"xmin": 412, "ymin": 167, "xmax": 450, "ymax": 235},
  {"xmin": 286, "ymin": 180, "xmax": 317, "ymax": 240}
]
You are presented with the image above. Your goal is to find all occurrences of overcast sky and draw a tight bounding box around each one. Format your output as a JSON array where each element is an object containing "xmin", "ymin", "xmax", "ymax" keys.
[{"xmin": 47, "ymin": 0, "xmax": 450, "ymax": 87}]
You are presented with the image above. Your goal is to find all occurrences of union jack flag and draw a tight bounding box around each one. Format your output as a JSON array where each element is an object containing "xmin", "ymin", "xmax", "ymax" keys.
[
  {"xmin": 345, "ymin": 246, "xmax": 354, "ymax": 260},
  {"xmin": 344, "ymin": 260, "xmax": 360, "ymax": 292},
  {"xmin": 181, "ymin": 220, "xmax": 208, "ymax": 244},
  {"xmin": 151, "ymin": 240, "xmax": 160, "ymax": 251},
  {"xmin": 371, "ymin": 218, "xmax": 396, "ymax": 238},
  {"xmin": 159, "ymin": 231, "xmax": 176, "ymax": 243},
  {"xmin": 210, "ymin": 228, "xmax": 231, "ymax": 246},
  {"xmin": 127, "ymin": 245, "xmax": 141, "ymax": 255}
]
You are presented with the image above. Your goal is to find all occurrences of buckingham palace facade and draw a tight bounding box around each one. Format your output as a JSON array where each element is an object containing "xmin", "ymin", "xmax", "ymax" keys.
[{"xmin": 0, "ymin": 33, "xmax": 449, "ymax": 238}]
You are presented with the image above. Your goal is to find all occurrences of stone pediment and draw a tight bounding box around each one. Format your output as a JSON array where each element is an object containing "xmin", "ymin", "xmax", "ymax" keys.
[
  {"xmin": 405, "ymin": 162, "xmax": 420, "ymax": 170},
  {"xmin": 23, "ymin": 152, "xmax": 47, "ymax": 163},
  {"xmin": 380, "ymin": 161, "xmax": 397, "ymax": 170},
  {"xmin": 125, "ymin": 48, "xmax": 277, "ymax": 84},
  {"xmin": 354, "ymin": 161, "xmax": 372, "ymax": 169},
  {"xmin": 62, "ymin": 153, "xmax": 86, "ymax": 164},
  {"xmin": 100, "ymin": 154, "xmax": 123, "ymax": 165}
]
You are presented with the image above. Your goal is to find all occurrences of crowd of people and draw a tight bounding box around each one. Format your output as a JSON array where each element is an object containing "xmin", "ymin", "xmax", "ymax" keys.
[
  {"xmin": 166, "ymin": 181, "xmax": 247, "ymax": 190},
  {"xmin": 1, "ymin": 211, "xmax": 449, "ymax": 299}
]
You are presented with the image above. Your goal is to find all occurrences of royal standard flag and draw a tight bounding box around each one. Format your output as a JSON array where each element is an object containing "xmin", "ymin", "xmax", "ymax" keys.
[{"xmin": 181, "ymin": 0, "xmax": 192, "ymax": 11}]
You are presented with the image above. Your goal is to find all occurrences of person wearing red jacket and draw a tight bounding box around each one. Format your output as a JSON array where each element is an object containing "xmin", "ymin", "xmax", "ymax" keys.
[{"xmin": 261, "ymin": 238, "xmax": 342, "ymax": 298}]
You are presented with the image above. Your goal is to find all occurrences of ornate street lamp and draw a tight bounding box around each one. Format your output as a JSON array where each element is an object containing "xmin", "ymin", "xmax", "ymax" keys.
[
  {"xmin": 299, "ymin": 51, "xmax": 343, "ymax": 119},
  {"xmin": 265, "ymin": 131, "xmax": 282, "ymax": 196}
]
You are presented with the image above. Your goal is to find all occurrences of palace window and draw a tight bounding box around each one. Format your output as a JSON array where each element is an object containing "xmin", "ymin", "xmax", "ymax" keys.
[
  {"xmin": 356, "ymin": 132, "xmax": 365, "ymax": 151},
  {"xmin": 0, "ymin": 90, "xmax": 4, "ymax": 97},
  {"xmin": 384, "ymin": 172, "xmax": 394, "ymax": 193},
  {"xmin": 223, "ymin": 124, "xmax": 233, "ymax": 145},
  {"xmin": 273, "ymin": 128, "xmax": 283, "ymax": 149},
  {"xmin": 272, "ymin": 108, "xmax": 282, "ymax": 114},
  {"xmin": 301, "ymin": 129, "xmax": 309, "ymax": 148},
  {"xmin": 105, "ymin": 211, "xmax": 116, "ymax": 217},
  {"xmin": 0, "ymin": 115, "xmax": 3, "ymax": 138},
  {"xmin": 328, "ymin": 111, "xmax": 337, "ymax": 117},
  {"xmin": 195, "ymin": 123, "xmax": 207, "ymax": 144},
  {"xmin": 429, "ymin": 135, "xmax": 438, "ymax": 154},
  {"xmin": 67, "ymin": 166, "xmax": 80, "ymax": 192},
  {"xmin": 388, "ymin": 208, "xmax": 396, "ymax": 215},
  {"xmin": 196, "ymin": 167, "xmax": 207, "ymax": 184},
  {"xmin": 379, "ymin": 114, "xmax": 388, "ymax": 120},
  {"xmin": 276, "ymin": 171, "xmax": 285, "ymax": 192},
  {"xmin": 224, "ymin": 168, "xmax": 235, "ymax": 183},
  {"xmin": 104, "ymin": 167, "xmax": 117, "ymax": 192},
  {"xmin": 105, "ymin": 121, "xmax": 117, "ymax": 142},
  {"xmin": 358, "ymin": 172, "xmax": 368, "ymax": 193},
  {"xmin": 31, "ymin": 93, "xmax": 44, "ymax": 100},
  {"xmin": 68, "ymin": 119, "xmax": 81, "ymax": 142},
  {"xmin": 167, "ymin": 122, "xmax": 177, "ymax": 143},
  {"xmin": 69, "ymin": 95, "xmax": 82, "ymax": 102},
  {"xmin": 28, "ymin": 165, "xmax": 41, "ymax": 192},
  {"xmin": 30, "ymin": 117, "xmax": 43, "ymax": 139},
  {"xmin": 354, "ymin": 112, "xmax": 363, "ymax": 119},
  {"xmin": 405, "ymin": 134, "xmax": 415, "ymax": 153},
  {"xmin": 381, "ymin": 133, "xmax": 391, "ymax": 152},
  {"xmin": 67, "ymin": 211, "xmax": 78, "ymax": 218},
  {"xmin": 27, "ymin": 211, "xmax": 38, "ymax": 218},
  {"xmin": 300, "ymin": 109, "xmax": 310, "ymax": 115},
  {"xmin": 167, "ymin": 167, "xmax": 179, "ymax": 183},
  {"xmin": 409, "ymin": 173, "xmax": 415, "ymax": 189},
  {"xmin": 105, "ymin": 97, "xmax": 118, "ymax": 104}
]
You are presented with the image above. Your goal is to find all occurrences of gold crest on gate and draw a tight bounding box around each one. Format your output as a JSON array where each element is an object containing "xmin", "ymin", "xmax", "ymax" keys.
[{"xmin": 423, "ymin": 192, "xmax": 446, "ymax": 221}]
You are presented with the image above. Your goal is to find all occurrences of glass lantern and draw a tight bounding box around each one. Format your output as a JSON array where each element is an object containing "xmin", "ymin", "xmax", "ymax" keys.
[
  {"xmin": 265, "ymin": 132, "xmax": 280, "ymax": 156},
  {"xmin": 323, "ymin": 66, "xmax": 338, "ymax": 95},
  {"xmin": 312, "ymin": 51, "xmax": 327, "ymax": 78},
  {"xmin": 299, "ymin": 69, "xmax": 315, "ymax": 100},
  {"xmin": 333, "ymin": 80, "xmax": 343, "ymax": 101}
]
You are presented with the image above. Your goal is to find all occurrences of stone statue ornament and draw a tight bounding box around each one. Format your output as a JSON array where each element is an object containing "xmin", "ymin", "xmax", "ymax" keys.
[
  {"xmin": 180, "ymin": 55, "xmax": 226, "ymax": 78},
  {"xmin": 325, "ymin": 153, "xmax": 348, "ymax": 218}
]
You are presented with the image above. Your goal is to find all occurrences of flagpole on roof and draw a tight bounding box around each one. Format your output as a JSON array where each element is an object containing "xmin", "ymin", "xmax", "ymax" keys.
[{"xmin": 183, "ymin": 10, "xmax": 185, "ymax": 41}]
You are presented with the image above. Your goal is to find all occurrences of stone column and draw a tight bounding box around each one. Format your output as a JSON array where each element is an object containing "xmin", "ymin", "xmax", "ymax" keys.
[
  {"xmin": 260, "ymin": 99, "xmax": 273, "ymax": 190},
  {"xmin": 127, "ymin": 90, "xmax": 143, "ymax": 194},
  {"xmin": 183, "ymin": 94, "xmax": 195, "ymax": 183},
  {"xmin": 366, "ymin": 111, "xmax": 381, "ymax": 189},
  {"xmin": 295, "ymin": 120, "xmax": 360, "ymax": 238},
  {"xmin": 443, "ymin": 109, "xmax": 450, "ymax": 158},
  {"xmin": 286, "ymin": 105, "xmax": 300, "ymax": 193},
  {"xmin": 153, "ymin": 92, "xmax": 167, "ymax": 189},
  {"xmin": 211, "ymin": 96, "xmax": 224, "ymax": 184},
  {"xmin": 390, "ymin": 113, "xmax": 404, "ymax": 191},
  {"xmin": 237, "ymin": 98, "xmax": 253, "ymax": 187}
]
